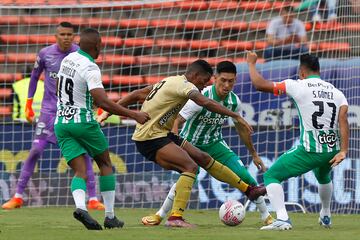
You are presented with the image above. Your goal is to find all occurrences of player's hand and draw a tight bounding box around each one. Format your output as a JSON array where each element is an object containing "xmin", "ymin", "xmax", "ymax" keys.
[
  {"xmin": 134, "ymin": 111, "xmax": 151, "ymax": 124},
  {"xmin": 97, "ymin": 111, "xmax": 110, "ymax": 125},
  {"xmin": 252, "ymin": 153, "xmax": 266, "ymax": 172},
  {"xmin": 246, "ymin": 51, "xmax": 258, "ymax": 65},
  {"xmin": 235, "ymin": 116, "xmax": 253, "ymax": 133},
  {"xmin": 25, "ymin": 98, "xmax": 35, "ymax": 123},
  {"xmin": 329, "ymin": 151, "xmax": 346, "ymax": 168}
]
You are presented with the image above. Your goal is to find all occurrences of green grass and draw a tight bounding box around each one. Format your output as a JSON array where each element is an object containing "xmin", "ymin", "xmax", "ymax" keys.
[{"xmin": 0, "ymin": 208, "xmax": 359, "ymax": 240}]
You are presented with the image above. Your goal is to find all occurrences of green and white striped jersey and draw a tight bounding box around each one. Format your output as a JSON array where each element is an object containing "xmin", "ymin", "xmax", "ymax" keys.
[
  {"xmin": 180, "ymin": 85, "xmax": 241, "ymax": 146},
  {"xmin": 55, "ymin": 50, "xmax": 103, "ymax": 124},
  {"xmin": 274, "ymin": 76, "xmax": 348, "ymax": 153}
]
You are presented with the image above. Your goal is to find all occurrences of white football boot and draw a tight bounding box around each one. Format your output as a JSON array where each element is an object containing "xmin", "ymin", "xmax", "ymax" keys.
[{"xmin": 260, "ymin": 219, "xmax": 292, "ymax": 231}]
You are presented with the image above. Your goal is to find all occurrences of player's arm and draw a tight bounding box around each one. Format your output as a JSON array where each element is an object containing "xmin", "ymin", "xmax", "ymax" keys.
[
  {"xmin": 188, "ymin": 90, "xmax": 253, "ymax": 133},
  {"xmin": 26, "ymin": 54, "xmax": 45, "ymax": 123},
  {"xmin": 330, "ymin": 105, "xmax": 349, "ymax": 168},
  {"xmin": 246, "ymin": 51, "xmax": 274, "ymax": 93},
  {"xmin": 116, "ymin": 85, "xmax": 153, "ymax": 106},
  {"xmin": 234, "ymin": 122, "xmax": 266, "ymax": 171},
  {"xmin": 91, "ymin": 88, "xmax": 150, "ymax": 124},
  {"xmin": 172, "ymin": 114, "xmax": 186, "ymax": 135},
  {"xmin": 97, "ymin": 85, "xmax": 153, "ymax": 123},
  {"xmin": 172, "ymin": 99, "xmax": 202, "ymax": 134}
]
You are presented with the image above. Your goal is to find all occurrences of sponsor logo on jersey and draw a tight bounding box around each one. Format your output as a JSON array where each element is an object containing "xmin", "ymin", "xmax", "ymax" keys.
[
  {"xmin": 198, "ymin": 115, "xmax": 226, "ymax": 125},
  {"xmin": 57, "ymin": 107, "xmax": 78, "ymax": 121},
  {"xmin": 158, "ymin": 104, "xmax": 182, "ymax": 126},
  {"xmin": 318, "ymin": 132, "xmax": 337, "ymax": 148},
  {"xmin": 49, "ymin": 71, "xmax": 59, "ymax": 80}
]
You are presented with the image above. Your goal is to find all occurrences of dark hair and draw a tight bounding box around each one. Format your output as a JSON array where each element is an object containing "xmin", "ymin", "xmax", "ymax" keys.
[
  {"xmin": 300, "ymin": 54, "xmax": 320, "ymax": 72},
  {"xmin": 281, "ymin": 5, "xmax": 294, "ymax": 13},
  {"xmin": 187, "ymin": 59, "xmax": 213, "ymax": 76},
  {"xmin": 216, "ymin": 61, "xmax": 236, "ymax": 74},
  {"xmin": 59, "ymin": 21, "xmax": 74, "ymax": 30},
  {"xmin": 80, "ymin": 27, "xmax": 100, "ymax": 36}
]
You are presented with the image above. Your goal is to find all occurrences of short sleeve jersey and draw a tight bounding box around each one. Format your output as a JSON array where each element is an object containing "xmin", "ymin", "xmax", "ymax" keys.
[
  {"xmin": 55, "ymin": 50, "xmax": 103, "ymax": 124},
  {"xmin": 132, "ymin": 75, "xmax": 198, "ymax": 141},
  {"xmin": 273, "ymin": 76, "xmax": 348, "ymax": 153},
  {"xmin": 179, "ymin": 85, "xmax": 241, "ymax": 146}
]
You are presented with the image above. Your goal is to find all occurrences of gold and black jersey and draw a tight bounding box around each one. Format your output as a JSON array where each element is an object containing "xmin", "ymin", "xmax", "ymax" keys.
[{"xmin": 132, "ymin": 75, "xmax": 198, "ymax": 141}]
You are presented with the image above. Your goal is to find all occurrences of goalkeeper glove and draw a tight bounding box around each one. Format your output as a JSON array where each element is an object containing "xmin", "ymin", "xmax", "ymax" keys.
[{"xmin": 25, "ymin": 98, "xmax": 35, "ymax": 123}]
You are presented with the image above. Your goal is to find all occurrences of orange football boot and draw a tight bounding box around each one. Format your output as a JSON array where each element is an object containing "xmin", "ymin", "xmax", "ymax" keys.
[
  {"xmin": 87, "ymin": 199, "xmax": 105, "ymax": 210},
  {"xmin": 2, "ymin": 197, "xmax": 23, "ymax": 210}
]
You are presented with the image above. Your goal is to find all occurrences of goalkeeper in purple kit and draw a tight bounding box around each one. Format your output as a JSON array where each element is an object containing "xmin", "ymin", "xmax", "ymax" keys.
[{"xmin": 2, "ymin": 22, "xmax": 104, "ymax": 211}]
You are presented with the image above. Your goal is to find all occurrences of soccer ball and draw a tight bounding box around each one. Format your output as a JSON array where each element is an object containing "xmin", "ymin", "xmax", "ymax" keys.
[{"xmin": 219, "ymin": 200, "xmax": 246, "ymax": 226}]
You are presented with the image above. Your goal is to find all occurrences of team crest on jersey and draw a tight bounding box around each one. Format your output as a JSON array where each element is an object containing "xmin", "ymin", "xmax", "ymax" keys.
[
  {"xmin": 318, "ymin": 132, "xmax": 337, "ymax": 148},
  {"xmin": 57, "ymin": 107, "xmax": 78, "ymax": 121}
]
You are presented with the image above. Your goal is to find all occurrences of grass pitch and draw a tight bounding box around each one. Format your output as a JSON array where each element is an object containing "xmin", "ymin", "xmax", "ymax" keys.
[{"xmin": 0, "ymin": 207, "xmax": 359, "ymax": 240}]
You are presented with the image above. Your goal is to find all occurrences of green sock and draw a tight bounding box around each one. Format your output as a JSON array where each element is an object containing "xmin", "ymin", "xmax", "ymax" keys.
[
  {"xmin": 99, "ymin": 174, "xmax": 115, "ymax": 192},
  {"xmin": 71, "ymin": 177, "xmax": 86, "ymax": 192}
]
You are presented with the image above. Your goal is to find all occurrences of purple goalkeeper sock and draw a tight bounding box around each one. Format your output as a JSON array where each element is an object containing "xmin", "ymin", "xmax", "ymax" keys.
[
  {"xmin": 16, "ymin": 139, "xmax": 48, "ymax": 195},
  {"xmin": 85, "ymin": 155, "xmax": 97, "ymax": 199}
]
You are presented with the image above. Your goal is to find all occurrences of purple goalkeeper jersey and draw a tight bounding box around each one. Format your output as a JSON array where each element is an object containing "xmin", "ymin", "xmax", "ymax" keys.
[{"xmin": 28, "ymin": 43, "xmax": 79, "ymax": 114}]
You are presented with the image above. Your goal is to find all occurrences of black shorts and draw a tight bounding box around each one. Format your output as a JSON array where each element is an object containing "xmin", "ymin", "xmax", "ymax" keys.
[{"xmin": 135, "ymin": 132, "xmax": 186, "ymax": 162}]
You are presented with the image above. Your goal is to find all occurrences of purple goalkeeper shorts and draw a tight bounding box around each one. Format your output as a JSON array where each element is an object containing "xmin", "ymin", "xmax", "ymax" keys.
[{"xmin": 34, "ymin": 112, "xmax": 57, "ymax": 144}]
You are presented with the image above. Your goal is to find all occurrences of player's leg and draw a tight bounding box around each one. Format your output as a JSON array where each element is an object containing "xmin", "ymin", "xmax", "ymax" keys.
[
  {"xmin": 154, "ymin": 142, "xmax": 198, "ymax": 227},
  {"xmin": 261, "ymin": 145, "xmax": 325, "ymax": 230},
  {"xmin": 203, "ymin": 141, "xmax": 272, "ymax": 224},
  {"xmin": 142, "ymin": 182, "xmax": 176, "ymax": 226},
  {"xmin": 92, "ymin": 150, "xmax": 124, "ymax": 229},
  {"xmin": 314, "ymin": 165, "xmax": 332, "ymax": 228},
  {"xmin": 85, "ymin": 155, "xmax": 105, "ymax": 210},
  {"xmin": 2, "ymin": 115, "xmax": 52, "ymax": 209},
  {"xmin": 80, "ymin": 123, "xmax": 123, "ymax": 229},
  {"xmin": 55, "ymin": 123, "xmax": 102, "ymax": 230},
  {"xmin": 312, "ymin": 151, "xmax": 337, "ymax": 228},
  {"xmin": 156, "ymin": 183, "xmax": 176, "ymax": 219},
  {"xmin": 260, "ymin": 154, "xmax": 292, "ymax": 230},
  {"xmin": 2, "ymin": 139, "xmax": 48, "ymax": 209},
  {"xmin": 222, "ymin": 156, "xmax": 272, "ymax": 224},
  {"xmin": 181, "ymin": 140, "xmax": 266, "ymax": 201},
  {"xmin": 69, "ymin": 154, "xmax": 102, "ymax": 230}
]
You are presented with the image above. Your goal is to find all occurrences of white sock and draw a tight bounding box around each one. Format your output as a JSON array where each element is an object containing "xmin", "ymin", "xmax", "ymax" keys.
[
  {"xmin": 72, "ymin": 189, "xmax": 87, "ymax": 211},
  {"xmin": 266, "ymin": 183, "xmax": 289, "ymax": 221},
  {"xmin": 102, "ymin": 190, "xmax": 115, "ymax": 219},
  {"xmin": 319, "ymin": 182, "xmax": 332, "ymax": 218},
  {"xmin": 15, "ymin": 193, "xmax": 23, "ymax": 199},
  {"xmin": 89, "ymin": 197, "xmax": 98, "ymax": 201},
  {"xmin": 254, "ymin": 196, "xmax": 270, "ymax": 221},
  {"xmin": 156, "ymin": 183, "xmax": 176, "ymax": 219}
]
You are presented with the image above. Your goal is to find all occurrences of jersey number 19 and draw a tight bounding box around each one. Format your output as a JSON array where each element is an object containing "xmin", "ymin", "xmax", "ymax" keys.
[{"xmin": 58, "ymin": 75, "xmax": 74, "ymax": 106}]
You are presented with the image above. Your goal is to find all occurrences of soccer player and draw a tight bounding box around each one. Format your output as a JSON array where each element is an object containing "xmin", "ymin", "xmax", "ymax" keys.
[
  {"xmin": 246, "ymin": 52, "xmax": 349, "ymax": 230},
  {"xmin": 55, "ymin": 28, "xmax": 150, "ymax": 230},
  {"xmin": 141, "ymin": 61, "xmax": 273, "ymax": 226},
  {"xmin": 98, "ymin": 60, "xmax": 266, "ymax": 228},
  {"xmin": 2, "ymin": 22, "xmax": 105, "ymax": 211}
]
